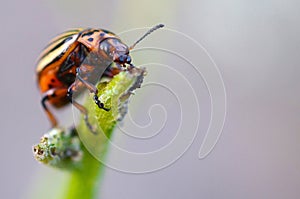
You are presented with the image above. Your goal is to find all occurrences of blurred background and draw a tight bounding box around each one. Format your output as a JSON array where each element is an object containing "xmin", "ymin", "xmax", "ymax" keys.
[{"xmin": 1, "ymin": 0, "xmax": 300, "ymax": 198}]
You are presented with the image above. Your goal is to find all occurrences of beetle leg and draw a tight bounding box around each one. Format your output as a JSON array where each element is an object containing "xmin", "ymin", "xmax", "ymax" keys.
[
  {"xmin": 75, "ymin": 74, "xmax": 110, "ymax": 111},
  {"xmin": 67, "ymin": 84, "xmax": 97, "ymax": 134},
  {"xmin": 103, "ymin": 65, "xmax": 122, "ymax": 78},
  {"xmin": 72, "ymin": 101, "xmax": 98, "ymax": 134},
  {"xmin": 41, "ymin": 89, "xmax": 58, "ymax": 127}
]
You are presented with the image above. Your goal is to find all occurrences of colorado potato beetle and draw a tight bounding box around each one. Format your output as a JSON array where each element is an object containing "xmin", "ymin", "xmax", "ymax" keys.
[{"xmin": 36, "ymin": 24, "xmax": 164, "ymax": 132}]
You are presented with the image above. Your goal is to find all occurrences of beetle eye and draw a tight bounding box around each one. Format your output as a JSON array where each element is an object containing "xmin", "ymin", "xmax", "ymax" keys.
[
  {"xmin": 119, "ymin": 55, "xmax": 125, "ymax": 62},
  {"xmin": 126, "ymin": 56, "xmax": 131, "ymax": 63}
]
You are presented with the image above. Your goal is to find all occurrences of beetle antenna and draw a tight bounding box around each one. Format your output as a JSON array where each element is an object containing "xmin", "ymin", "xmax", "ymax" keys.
[{"xmin": 129, "ymin": 24, "xmax": 164, "ymax": 50}]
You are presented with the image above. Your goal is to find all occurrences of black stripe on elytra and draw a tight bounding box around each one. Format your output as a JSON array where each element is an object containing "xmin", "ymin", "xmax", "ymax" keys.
[
  {"xmin": 43, "ymin": 29, "xmax": 81, "ymax": 50},
  {"xmin": 43, "ymin": 34, "xmax": 69, "ymax": 50},
  {"xmin": 40, "ymin": 36, "xmax": 73, "ymax": 60},
  {"xmin": 42, "ymin": 51, "xmax": 65, "ymax": 68}
]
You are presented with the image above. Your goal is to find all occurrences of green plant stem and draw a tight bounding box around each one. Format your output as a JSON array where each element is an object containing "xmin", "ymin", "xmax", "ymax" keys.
[
  {"xmin": 65, "ymin": 69, "xmax": 145, "ymax": 198},
  {"xmin": 63, "ymin": 146, "xmax": 103, "ymax": 199},
  {"xmin": 33, "ymin": 68, "xmax": 146, "ymax": 199}
]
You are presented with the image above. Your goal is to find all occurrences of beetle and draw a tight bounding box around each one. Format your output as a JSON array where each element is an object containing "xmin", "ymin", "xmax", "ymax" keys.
[{"xmin": 36, "ymin": 24, "xmax": 164, "ymax": 132}]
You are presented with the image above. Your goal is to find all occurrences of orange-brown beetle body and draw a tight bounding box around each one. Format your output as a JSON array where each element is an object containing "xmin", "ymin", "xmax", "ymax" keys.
[{"xmin": 36, "ymin": 24, "xmax": 164, "ymax": 130}]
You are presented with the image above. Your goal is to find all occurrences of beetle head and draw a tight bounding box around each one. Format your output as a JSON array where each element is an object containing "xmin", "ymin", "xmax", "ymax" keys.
[{"xmin": 99, "ymin": 38, "xmax": 131, "ymax": 66}]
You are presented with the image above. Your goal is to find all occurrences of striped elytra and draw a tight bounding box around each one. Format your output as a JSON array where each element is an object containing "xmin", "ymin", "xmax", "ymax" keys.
[{"xmin": 36, "ymin": 28, "xmax": 83, "ymax": 73}]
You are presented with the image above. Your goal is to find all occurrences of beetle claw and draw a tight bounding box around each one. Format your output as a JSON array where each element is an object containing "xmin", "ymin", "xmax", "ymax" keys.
[
  {"xmin": 93, "ymin": 95, "xmax": 110, "ymax": 111},
  {"xmin": 97, "ymin": 103, "xmax": 110, "ymax": 112},
  {"xmin": 101, "ymin": 105, "xmax": 110, "ymax": 111}
]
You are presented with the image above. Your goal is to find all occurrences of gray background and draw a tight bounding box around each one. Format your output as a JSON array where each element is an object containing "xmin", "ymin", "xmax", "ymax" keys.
[{"xmin": 1, "ymin": 0, "xmax": 300, "ymax": 198}]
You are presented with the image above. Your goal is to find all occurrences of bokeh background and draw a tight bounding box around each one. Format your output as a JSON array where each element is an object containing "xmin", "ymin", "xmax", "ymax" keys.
[{"xmin": 1, "ymin": 0, "xmax": 300, "ymax": 198}]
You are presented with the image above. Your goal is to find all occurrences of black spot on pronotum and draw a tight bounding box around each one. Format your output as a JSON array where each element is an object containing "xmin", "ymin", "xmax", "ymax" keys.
[
  {"xmin": 81, "ymin": 30, "xmax": 99, "ymax": 37},
  {"xmin": 51, "ymin": 79, "xmax": 56, "ymax": 83},
  {"xmin": 81, "ymin": 32, "xmax": 93, "ymax": 37},
  {"xmin": 88, "ymin": 38, "xmax": 94, "ymax": 42},
  {"xmin": 40, "ymin": 36, "xmax": 73, "ymax": 60},
  {"xmin": 48, "ymin": 84, "xmax": 53, "ymax": 89}
]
